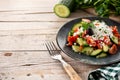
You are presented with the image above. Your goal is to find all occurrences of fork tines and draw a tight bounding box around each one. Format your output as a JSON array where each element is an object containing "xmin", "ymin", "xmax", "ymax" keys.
[{"xmin": 45, "ymin": 41, "xmax": 60, "ymax": 55}]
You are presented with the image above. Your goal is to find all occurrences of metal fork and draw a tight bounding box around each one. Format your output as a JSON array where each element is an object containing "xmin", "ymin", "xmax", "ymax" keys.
[{"xmin": 45, "ymin": 41, "xmax": 82, "ymax": 80}]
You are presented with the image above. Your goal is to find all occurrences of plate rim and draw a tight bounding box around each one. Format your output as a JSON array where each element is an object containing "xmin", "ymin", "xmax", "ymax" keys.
[{"xmin": 56, "ymin": 17, "xmax": 120, "ymax": 65}]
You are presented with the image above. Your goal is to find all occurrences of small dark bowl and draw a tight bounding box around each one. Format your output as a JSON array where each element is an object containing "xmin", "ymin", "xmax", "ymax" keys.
[{"xmin": 56, "ymin": 17, "xmax": 120, "ymax": 65}]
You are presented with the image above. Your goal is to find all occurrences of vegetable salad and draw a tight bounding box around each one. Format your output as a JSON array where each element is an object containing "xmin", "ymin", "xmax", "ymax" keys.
[{"xmin": 67, "ymin": 19, "xmax": 120, "ymax": 58}]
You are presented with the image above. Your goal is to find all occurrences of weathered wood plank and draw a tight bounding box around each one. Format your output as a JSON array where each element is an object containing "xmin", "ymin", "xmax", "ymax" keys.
[
  {"xmin": 0, "ymin": 22, "xmax": 63, "ymax": 30},
  {"xmin": 0, "ymin": 34, "xmax": 56, "ymax": 50},
  {"xmin": 0, "ymin": 0, "xmax": 58, "ymax": 11},
  {"xmin": 0, "ymin": 51, "xmax": 100, "ymax": 80},
  {"xmin": 0, "ymin": 51, "xmax": 70, "ymax": 80},
  {"xmin": 0, "ymin": 10, "xmax": 93, "ymax": 22},
  {"xmin": 0, "ymin": 29, "xmax": 58, "ymax": 36}
]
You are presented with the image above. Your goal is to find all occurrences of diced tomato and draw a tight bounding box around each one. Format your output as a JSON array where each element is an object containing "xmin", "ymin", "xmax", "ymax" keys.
[
  {"xmin": 82, "ymin": 30, "xmax": 87, "ymax": 37},
  {"xmin": 86, "ymin": 36, "xmax": 96, "ymax": 47},
  {"xmin": 80, "ymin": 45, "xmax": 83, "ymax": 51},
  {"xmin": 97, "ymin": 44, "xmax": 102, "ymax": 49},
  {"xmin": 90, "ymin": 42, "xmax": 96, "ymax": 47},
  {"xmin": 114, "ymin": 33, "xmax": 120, "ymax": 37},
  {"xmin": 67, "ymin": 36, "xmax": 74, "ymax": 42},
  {"xmin": 82, "ymin": 19, "xmax": 91, "ymax": 23},
  {"xmin": 74, "ymin": 28, "xmax": 79, "ymax": 32},
  {"xmin": 67, "ymin": 35, "xmax": 78, "ymax": 46},
  {"xmin": 111, "ymin": 26, "xmax": 120, "ymax": 37},
  {"xmin": 109, "ymin": 44, "xmax": 117, "ymax": 54},
  {"xmin": 95, "ymin": 40, "xmax": 103, "ymax": 43},
  {"xmin": 97, "ymin": 43, "xmax": 103, "ymax": 49},
  {"xmin": 95, "ymin": 40, "xmax": 103, "ymax": 49},
  {"xmin": 95, "ymin": 23, "xmax": 99, "ymax": 26},
  {"xmin": 74, "ymin": 35, "xmax": 79, "ymax": 40},
  {"xmin": 103, "ymin": 36, "xmax": 112, "ymax": 45},
  {"xmin": 112, "ymin": 26, "xmax": 118, "ymax": 33},
  {"xmin": 67, "ymin": 36, "xmax": 74, "ymax": 46}
]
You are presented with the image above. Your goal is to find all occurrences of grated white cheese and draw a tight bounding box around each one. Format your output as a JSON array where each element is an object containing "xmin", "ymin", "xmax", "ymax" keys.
[
  {"xmin": 73, "ymin": 20, "xmax": 113, "ymax": 41},
  {"xmin": 92, "ymin": 20, "xmax": 113, "ymax": 40},
  {"xmin": 73, "ymin": 27, "xmax": 83, "ymax": 36}
]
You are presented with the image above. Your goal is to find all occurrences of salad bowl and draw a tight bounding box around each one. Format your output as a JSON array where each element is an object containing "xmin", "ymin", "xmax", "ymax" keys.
[{"xmin": 56, "ymin": 17, "xmax": 120, "ymax": 65}]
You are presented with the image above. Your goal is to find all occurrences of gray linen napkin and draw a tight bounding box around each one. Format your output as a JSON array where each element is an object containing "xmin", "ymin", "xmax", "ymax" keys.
[{"xmin": 88, "ymin": 63, "xmax": 120, "ymax": 80}]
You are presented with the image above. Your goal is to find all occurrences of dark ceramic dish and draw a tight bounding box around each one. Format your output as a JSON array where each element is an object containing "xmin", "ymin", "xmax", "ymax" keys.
[{"xmin": 56, "ymin": 17, "xmax": 120, "ymax": 65}]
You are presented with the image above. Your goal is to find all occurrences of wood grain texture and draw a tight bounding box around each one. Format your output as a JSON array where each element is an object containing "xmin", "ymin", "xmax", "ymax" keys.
[
  {"xmin": 0, "ymin": 51, "xmax": 100, "ymax": 80},
  {"xmin": 0, "ymin": 0, "xmax": 116, "ymax": 80}
]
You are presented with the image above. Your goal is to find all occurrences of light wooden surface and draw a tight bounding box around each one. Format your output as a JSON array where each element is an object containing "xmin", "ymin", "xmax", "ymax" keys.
[{"xmin": 0, "ymin": 0, "xmax": 119, "ymax": 80}]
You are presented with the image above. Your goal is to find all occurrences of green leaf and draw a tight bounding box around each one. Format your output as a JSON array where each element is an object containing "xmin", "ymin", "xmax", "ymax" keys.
[
  {"xmin": 81, "ymin": 21, "xmax": 89, "ymax": 30},
  {"xmin": 95, "ymin": 2, "xmax": 110, "ymax": 17}
]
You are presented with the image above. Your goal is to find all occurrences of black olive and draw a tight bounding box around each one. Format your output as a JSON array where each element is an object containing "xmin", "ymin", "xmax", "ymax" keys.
[{"xmin": 87, "ymin": 28, "xmax": 94, "ymax": 36}]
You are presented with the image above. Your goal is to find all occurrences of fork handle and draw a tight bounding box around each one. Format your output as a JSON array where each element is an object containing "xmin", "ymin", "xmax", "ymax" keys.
[{"xmin": 61, "ymin": 60, "xmax": 82, "ymax": 80}]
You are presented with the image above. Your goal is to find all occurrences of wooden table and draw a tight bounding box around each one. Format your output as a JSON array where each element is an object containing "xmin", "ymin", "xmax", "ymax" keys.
[{"xmin": 0, "ymin": 0, "xmax": 118, "ymax": 80}]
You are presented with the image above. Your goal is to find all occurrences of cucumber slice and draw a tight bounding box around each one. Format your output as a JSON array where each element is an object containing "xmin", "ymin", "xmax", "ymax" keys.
[
  {"xmin": 72, "ymin": 45, "xmax": 81, "ymax": 52},
  {"xmin": 96, "ymin": 53, "xmax": 107, "ymax": 58},
  {"xmin": 81, "ymin": 47, "xmax": 93, "ymax": 55},
  {"xmin": 54, "ymin": 4, "xmax": 70, "ymax": 18},
  {"xmin": 54, "ymin": 0, "xmax": 75, "ymax": 18},
  {"xmin": 103, "ymin": 43, "xmax": 109, "ymax": 52},
  {"xmin": 83, "ymin": 40, "xmax": 89, "ymax": 46},
  {"xmin": 77, "ymin": 38, "xmax": 83, "ymax": 45},
  {"xmin": 111, "ymin": 35, "xmax": 118, "ymax": 44},
  {"xmin": 90, "ymin": 49, "xmax": 102, "ymax": 56},
  {"xmin": 72, "ymin": 23, "xmax": 81, "ymax": 31},
  {"xmin": 77, "ymin": 38, "xmax": 88, "ymax": 46}
]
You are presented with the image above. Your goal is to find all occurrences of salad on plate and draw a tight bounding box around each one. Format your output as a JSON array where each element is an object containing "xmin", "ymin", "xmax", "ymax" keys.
[{"xmin": 67, "ymin": 19, "xmax": 120, "ymax": 58}]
